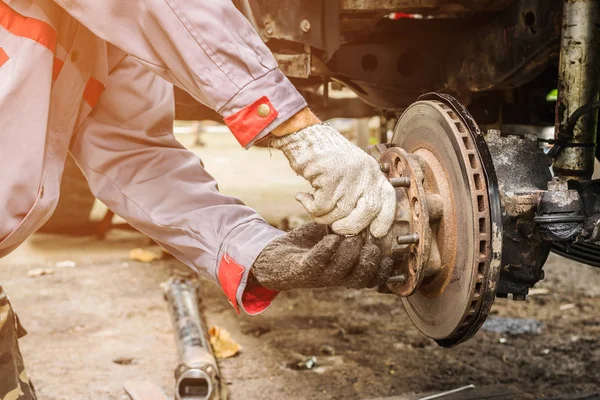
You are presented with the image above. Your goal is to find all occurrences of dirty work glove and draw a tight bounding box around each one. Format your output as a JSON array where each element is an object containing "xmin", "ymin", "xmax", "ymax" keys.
[
  {"xmin": 252, "ymin": 222, "xmax": 394, "ymax": 291},
  {"xmin": 272, "ymin": 123, "xmax": 396, "ymax": 238}
]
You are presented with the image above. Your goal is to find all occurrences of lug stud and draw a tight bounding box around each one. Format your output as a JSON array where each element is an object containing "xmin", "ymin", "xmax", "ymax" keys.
[
  {"xmin": 390, "ymin": 177, "xmax": 411, "ymax": 187},
  {"xmin": 396, "ymin": 233, "xmax": 419, "ymax": 245},
  {"xmin": 387, "ymin": 274, "xmax": 408, "ymax": 284}
]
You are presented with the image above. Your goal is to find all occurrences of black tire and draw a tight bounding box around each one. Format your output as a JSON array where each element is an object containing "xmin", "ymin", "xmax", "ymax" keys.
[{"xmin": 39, "ymin": 156, "xmax": 96, "ymax": 234}]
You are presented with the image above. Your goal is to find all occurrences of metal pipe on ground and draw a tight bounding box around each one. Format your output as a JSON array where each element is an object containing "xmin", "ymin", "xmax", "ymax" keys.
[{"xmin": 164, "ymin": 277, "xmax": 221, "ymax": 400}]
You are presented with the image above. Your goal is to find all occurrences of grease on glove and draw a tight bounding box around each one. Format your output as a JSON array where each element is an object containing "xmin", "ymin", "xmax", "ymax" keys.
[
  {"xmin": 272, "ymin": 123, "xmax": 396, "ymax": 238},
  {"xmin": 252, "ymin": 222, "xmax": 394, "ymax": 291}
]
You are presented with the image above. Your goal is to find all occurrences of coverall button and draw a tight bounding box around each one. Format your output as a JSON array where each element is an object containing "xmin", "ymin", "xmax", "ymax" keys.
[
  {"xmin": 257, "ymin": 104, "xmax": 271, "ymax": 118},
  {"xmin": 70, "ymin": 51, "xmax": 78, "ymax": 62}
]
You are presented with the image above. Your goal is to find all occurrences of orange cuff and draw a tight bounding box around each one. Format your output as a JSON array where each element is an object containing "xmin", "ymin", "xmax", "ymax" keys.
[
  {"xmin": 223, "ymin": 96, "xmax": 278, "ymax": 147},
  {"xmin": 217, "ymin": 254, "xmax": 245, "ymax": 314},
  {"xmin": 217, "ymin": 253, "xmax": 279, "ymax": 315},
  {"xmin": 241, "ymin": 284, "xmax": 279, "ymax": 315}
]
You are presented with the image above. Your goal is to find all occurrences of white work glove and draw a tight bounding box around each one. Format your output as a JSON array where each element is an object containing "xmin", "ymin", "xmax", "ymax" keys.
[{"xmin": 272, "ymin": 123, "xmax": 396, "ymax": 238}]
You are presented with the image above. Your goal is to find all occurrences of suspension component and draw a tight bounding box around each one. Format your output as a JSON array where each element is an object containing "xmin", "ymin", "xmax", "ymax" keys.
[{"xmin": 553, "ymin": 0, "xmax": 600, "ymax": 179}]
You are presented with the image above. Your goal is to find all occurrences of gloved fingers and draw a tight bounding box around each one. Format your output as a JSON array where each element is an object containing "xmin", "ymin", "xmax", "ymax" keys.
[
  {"xmin": 295, "ymin": 192, "xmax": 319, "ymax": 214},
  {"xmin": 369, "ymin": 181, "xmax": 397, "ymax": 238},
  {"xmin": 252, "ymin": 230, "xmax": 341, "ymax": 291},
  {"xmin": 288, "ymin": 221, "xmax": 329, "ymax": 247},
  {"xmin": 296, "ymin": 189, "xmax": 340, "ymax": 218},
  {"xmin": 368, "ymin": 257, "xmax": 395, "ymax": 288},
  {"xmin": 342, "ymin": 244, "xmax": 381, "ymax": 289},
  {"xmin": 312, "ymin": 203, "xmax": 347, "ymax": 226},
  {"xmin": 304, "ymin": 234, "xmax": 342, "ymax": 275},
  {"xmin": 312, "ymin": 189, "xmax": 362, "ymax": 225},
  {"xmin": 331, "ymin": 193, "xmax": 382, "ymax": 236},
  {"xmin": 320, "ymin": 235, "xmax": 364, "ymax": 285}
]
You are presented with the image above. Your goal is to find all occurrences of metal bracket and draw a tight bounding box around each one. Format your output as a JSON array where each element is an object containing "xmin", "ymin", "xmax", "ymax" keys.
[{"xmin": 273, "ymin": 47, "xmax": 311, "ymax": 79}]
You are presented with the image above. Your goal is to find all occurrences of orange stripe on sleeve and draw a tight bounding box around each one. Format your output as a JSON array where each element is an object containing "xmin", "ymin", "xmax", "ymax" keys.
[
  {"xmin": 83, "ymin": 77, "xmax": 105, "ymax": 108},
  {"xmin": 0, "ymin": 1, "xmax": 57, "ymax": 52},
  {"xmin": 52, "ymin": 57, "xmax": 63, "ymax": 80},
  {"xmin": 0, "ymin": 47, "xmax": 8, "ymax": 67}
]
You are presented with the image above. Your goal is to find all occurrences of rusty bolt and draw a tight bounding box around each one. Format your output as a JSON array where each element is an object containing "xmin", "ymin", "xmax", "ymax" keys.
[
  {"xmin": 387, "ymin": 274, "xmax": 408, "ymax": 284},
  {"xmin": 396, "ymin": 233, "xmax": 419, "ymax": 245},
  {"xmin": 265, "ymin": 24, "xmax": 274, "ymax": 36},
  {"xmin": 380, "ymin": 163, "xmax": 390, "ymax": 173},
  {"xmin": 390, "ymin": 177, "xmax": 411, "ymax": 188},
  {"xmin": 300, "ymin": 19, "xmax": 311, "ymax": 33}
]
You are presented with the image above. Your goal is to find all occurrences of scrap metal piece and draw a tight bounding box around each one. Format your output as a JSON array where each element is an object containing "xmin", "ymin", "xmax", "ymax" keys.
[{"xmin": 164, "ymin": 278, "xmax": 221, "ymax": 400}]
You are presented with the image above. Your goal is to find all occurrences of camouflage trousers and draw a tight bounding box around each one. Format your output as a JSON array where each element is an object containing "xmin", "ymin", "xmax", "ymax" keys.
[{"xmin": 0, "ymin": 286, "xmax": 36, "ymax": 400}]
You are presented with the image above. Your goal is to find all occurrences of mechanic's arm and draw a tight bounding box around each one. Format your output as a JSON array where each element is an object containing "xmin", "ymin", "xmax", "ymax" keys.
[
  {"xmin": 56, "ymin": 0, "xmax": 395, "ymax": 237},
  {"xmin": 53, "ymin": 0, "xmax": 306, "ymax": 146},
  {"xmin": 70, "ymin": 50, "xmax": 392, "ymax": 315},
  {"xmin": 70, "ymin": 50, "xmax": 284, "ymax": 315}
]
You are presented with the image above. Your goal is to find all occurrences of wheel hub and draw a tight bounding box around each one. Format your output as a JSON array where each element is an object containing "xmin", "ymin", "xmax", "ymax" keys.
[{"xmin": 371, "ymin": 98, "xmax": 502, "ymax": 347}]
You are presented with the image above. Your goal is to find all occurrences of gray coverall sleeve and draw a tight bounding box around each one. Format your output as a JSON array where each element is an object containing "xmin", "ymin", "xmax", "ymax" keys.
[
  {"xmin": 70, "ymin": 50, "xmax": 284, "ymax": 314},
  {"xmin": 53, "ymin": 0, "xmax": 307, "ymax": 148}
]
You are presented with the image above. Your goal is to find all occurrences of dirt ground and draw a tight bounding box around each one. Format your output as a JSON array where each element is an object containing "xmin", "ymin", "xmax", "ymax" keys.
[
  {"xmin": 204, "ymin": 254, "xmax": 600, "ymax": 400},
  {"xmin": 1, "ymin": 131, "xmax": 599, "ymax": 399}
]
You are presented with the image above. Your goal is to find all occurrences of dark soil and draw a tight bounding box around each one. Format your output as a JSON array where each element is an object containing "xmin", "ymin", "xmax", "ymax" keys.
[
  {"xmin": 3, "ymin": 232, "xmax": 599, "ymax": 399},
  {"xmin": 200, "ymin": 253, "xmax": 600, "ymax": 400}
]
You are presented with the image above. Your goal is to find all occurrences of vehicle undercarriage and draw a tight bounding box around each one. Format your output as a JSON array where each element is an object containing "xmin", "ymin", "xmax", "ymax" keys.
[
  {"xmin": 50, "ymin": 0, "xmax": 600, "ymax": 348},
  {"xmin": 222, "ymin": 0, "xmax": 599, "ymax": 347}
]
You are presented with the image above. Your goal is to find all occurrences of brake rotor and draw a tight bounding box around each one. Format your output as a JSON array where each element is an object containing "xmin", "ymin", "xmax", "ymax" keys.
[{"xmin": 381, "ymin": 97, "xmax": 502, "ymax": 347}]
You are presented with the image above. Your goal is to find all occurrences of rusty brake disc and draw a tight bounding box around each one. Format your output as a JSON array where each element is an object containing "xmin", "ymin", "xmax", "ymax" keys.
[{"xmin": 374, "ymin": 97, "xmax": 502, "ymax": 347}]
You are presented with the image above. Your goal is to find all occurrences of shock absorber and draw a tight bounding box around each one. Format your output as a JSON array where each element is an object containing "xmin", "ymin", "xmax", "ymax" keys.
[{"xmin": 553, "ymin": 0, "xmax": 600, "ymax": 179}]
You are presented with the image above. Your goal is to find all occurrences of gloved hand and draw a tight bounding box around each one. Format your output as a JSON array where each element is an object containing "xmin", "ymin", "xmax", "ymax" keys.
[
  {"xmin": 272, "ymin": 123, "xmax": 396, "ymax": 238},
  {"xmin": 251, "ymin": 222, "xmax": 394, "ymax": 291}
]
